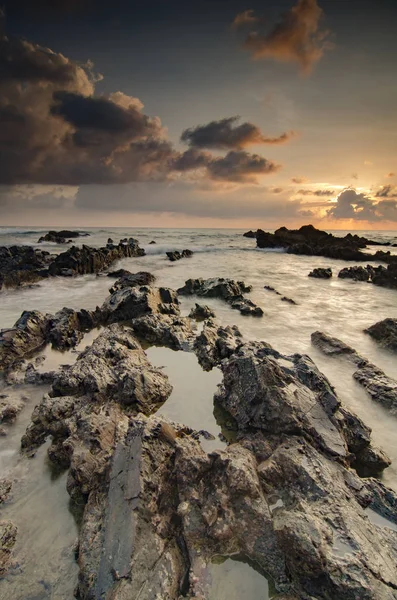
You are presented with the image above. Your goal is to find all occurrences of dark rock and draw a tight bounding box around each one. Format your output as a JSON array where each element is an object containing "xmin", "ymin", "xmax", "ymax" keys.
[
  {"xmin": 0, "ymin": 480, "xmax": 12, "ymax": 504},
  {"xmin": 108, "ymin": 271, "xmax": 156, "ymax": 294},
  {"xmin": 243, "ymin": 230, "xmax": 257, "ymax": 238},
  {"xmin": 0, "ymin": 246, "xmax": 53, "ymax": 289},
  {"xmin": 166, "ymin": 249, "xmax": 194, "ymax": 262},
  {"xmin": 255, "ymin": 224, "xmax": 377, "ymax": 262},
  {"xmin": 311, "ymin": 330, "xmax": 362, "ymax": 363},
  {"xmin": 264, "ymin": 285, "xmax": 281, "ymax": 295},
  {"xmin": 308, "ymin": 267, "xmax": 332, "ymax": 279},
  {"xmin": 38, "ymin": 230, "xmax": 89, "ymax": 243},
  {"xmin": 338, "ymin": 263, "xmax": 397, "ymax": 289},
  {"xmin": 338, "ymin": 265, "xmax": 374, "ymax": 281},
  {"xmin": 106, "ymin": 269, "xmax": 132, "ymax": 278},
  {"xmin": 107, "ymin": 238, "xmax": 113, "ymax": 244},
  {"xmin": 149, "ymin": 240, "xmax": 156, "ymax": 244},
  {"xmin": 100, "ymin": 286, "xmax": 179, "ymax": 324},
  {"xmin": 188, "ymin": 303, "xmax": 216, "ymax": 320},
  {"xmin": 0, "ymin": 520, "xmax": 17, "ymax": 576},
  {"xmin": 0, "ymin": 310, "xmax": 49, "ymax": 369},
  {"xmin": 281, "ymin": 296, "xmax": 297, "ymax": 305},
  {"xmin": 365, "ymin": 318, "xmax": 397, "ymax": 352},
  {"xmin": 178, "ymin": 277, "xmax": 262, "ymax": 317},
  {"xmin": 193, "ymin": 319, "xmax": 242, "ymax": 370},
  {"xmin": 132, "ymin": 314, "xmax": 195, "ymax": 350}
]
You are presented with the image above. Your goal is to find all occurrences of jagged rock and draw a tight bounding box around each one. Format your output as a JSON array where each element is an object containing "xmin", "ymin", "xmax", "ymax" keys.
[
  {"xmin": 352, "ymin": 445, "xmax": 392, "ymax": 477},
  {"xmin": 264, "ymin": 285, "xmax": 281, "ymax": 295},
  {"xmin": 0, "ymin": 310, "xmax": 49, "ymax": 369},
  {"xmin": 255, "ymin": 224, "xmax": 378, "ymax": 262},
  {"xmin": 0, "ymin": 245, "xmax": 52, "ymax": 289},
  {"xmin": 0, "ymin": 521, "xmax": 17, "ymax": 576},
  {"xmin": 106, "ymin": 268, "xmax": 131, "ymax": 278},
  {"xmin": 365, "ymin": 318, "xmax": 397, "ymax": 351},
  {"xmin": 0, "ymin": 480, "xmax": 12, "ymax": 504},
  {"xmin": 312, "ymin": 331, "xmax": 397, "ymax": 411},
  {"xmin": 132, "ymin": 314, "xmax": 196, "ymax": 350},
  {"xmin": 308, "ymin": 267, "xmax": 332, "ymax": 279},
  {"xmin": 100, "ymin": 286, "xmax": 180, "ymax": 324},
  {"xmin": 47, "ymin": 307, "xmax": 84, "ymax": 349},
  {"xmin": 188, "ymin": 303, "xmax": 216, "ymax": 320},
  {"xmin": 178, "ymin": 277, "xmax": 263, "ymax": 317},
  {"xmin": 108, "ymin": 271, "xmax": 156, "ymax": 294},
  {"xmin": 338, "ymin": 265, "xmax": 374, "ymax": 281},
  {"xmin": 281, "ymin": 296, "xmax": 297, "ymax": 305},
  {"xmin": 193, "ymin": 320, "xmax": 243, "ymax": 370},
  {"xmin": 243, "ymin": 230, "xmax": 257, "ymax": 238},
  {"xmin": 107, "ymin": 238, "xmax": 114, "ymax": 244},
  {"xmin": 166, "ymin": 249, "xmax": 194, "ymax": 262}
]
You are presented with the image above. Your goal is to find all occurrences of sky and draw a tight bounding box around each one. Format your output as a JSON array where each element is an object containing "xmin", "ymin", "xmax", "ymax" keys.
[{"xmin": 0, "ymin": 0, "xmax": 396, "ymax": 229}]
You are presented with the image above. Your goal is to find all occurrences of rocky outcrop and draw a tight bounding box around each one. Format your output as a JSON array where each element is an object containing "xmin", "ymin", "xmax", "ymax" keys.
[
  {"xmin": 312, "ymin": 331, "xmax": 397, "ymax": 411},
  {"xmin": 338, "ymin": 265, "xmax": 374, "ymax": 281},
  {"xmin": 132, "ymin": 314, "xmax": 196, "ymax": 350},
  {"xmin": 0, "ymin": 245, "xmax": 53, "ymax": 289},
  {"xmin": 100, "ymin": 285, "xmax": 179, "ymax": 324},
  {"xmin": 188, "ymin": 303, "xmax": 216, "ymax": 320},
  {"xmin": 308, "ymin": 267, "xmax": 332, "ymax": 279},
  {"xmin": 108, "ymin": 271, "xmax": 156, "ymax": 294},
  {"xmin": 281, "ymin": 296, "xmax": 297, "ymax": 305},
  {"xmin": 178, "ymin": 277, "xmax": 263, "ymax": 317},
  {"xmin": 0, "ymin": 310, "xmax": 49, "ymax": 369},
  {"xmin": 49, "ymin": 239, "xmax": 145, "ymax": 277},
  {"xmin": 47, "ymin": 307, "xmax": 101, "ymax": 350},
  {"xmin": 166, "ymin": 249, "xmax": 194, "ymax": 262},
  {"xmin": 38, "ymin": 230, "xmax": 89, "ymax": 243},
  {"xmin": 193, "ymin": 320, "xmax": 243, "ymax": 370},
  {"xmin": 0, "ymin": 521, "xmax": 17, "ymax": 576},
  {"xmin": 243, "ymin": 230, "xmax": 257, "ymax": 238},
  {"xmin": 365, "ymin": 318, "xmax": 397, "ymax": 352},
  {"xmin": 254, "ymin": 224, "xmax": 381, "ymax": 261},
  {"xmin": 338, "ymin": 264, "xmax": 397, "ymax": 289}
]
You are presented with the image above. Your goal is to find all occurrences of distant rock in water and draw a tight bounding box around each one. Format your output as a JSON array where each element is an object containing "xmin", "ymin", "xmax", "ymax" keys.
[
  {"xmin": 308, "ymin": 267, "xmax": 332, "ymax": 279},
  {"xmin": 338, "ymin": 264, "xmax": 397, "ymax": 289},
  {"xmin": 365, "ymin": 318, "xmax": 397, "ymax": 352},
  {"xmin": 38, "ymin": 230, "xmax": 89, "ymax": 243},
  {"xmin": 107, "ymin": 238, "xmax": 114, "ymax": 244},
  {"xmin": 166, "ymin": 249, "xmax": 193, "ymax": 262},
  {"xmin": 243, "ymin": 230, "xmax": 257, "ymax": 238},
  {"xmin": 178, "ymin": 277, "xmax": 263, "ymax": 317},
  {"xmin": 281, "ymin": 296, "xmax": 297, "ymax": 305},
  {"xmin": 264, "ymin": 285, "xmax": 281, "ymax": 295},
  {"xmin": 252, "ymin": 224, "xmax": 388, "ymax": 261},
  {"xmin": 149, "ymin": 240, "xmax": 156, "ymax": 244},
  {"xmin": 311, "ymin": 330, "xmax": 397, "ymax": 411}
]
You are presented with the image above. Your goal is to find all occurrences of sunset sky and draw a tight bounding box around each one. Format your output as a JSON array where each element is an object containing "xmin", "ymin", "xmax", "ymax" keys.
[{"xmin": 1, "ymin": 0, "xmax": 396, "ymax": 229}]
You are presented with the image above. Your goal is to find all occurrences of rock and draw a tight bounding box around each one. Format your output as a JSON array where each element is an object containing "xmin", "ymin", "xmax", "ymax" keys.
[
  {"xmin": 0, "ymin": 479, "xmax": 12, "ymax": 504},
  {"xmin": 264, "ymin": 285, "xmax": 281, "ymax": 295},
  {"xmin": 188, "ymin": 303, "xmax": 216, "ymax": 320},
  {"xmin": 149, "ymin": 240, "xmax": 156, "ymax": 244},
  {"xmin": 107, "ymin": 238, "xmax": 114, "ymax": 244},
  {"xmin": 100, "ymin": 286, "xmax": 180, "ymax": 324},
  {"xmin": 308, "ymin": 267, "xmax": 332, "ymax": 279},
  {"xmin": 178, "ymin": 277, "xmax": 263, "ymax": 317},
  {"xmin": 106, "ymin": 268, "xmax": 132, "ymax": 278},
  {"xmin": 312, "ymin": 331, "xmax": 397, "ymax": 411},
  {"xmin": 243, "ymin": 230, "xmax": 257, "ymax": 238},
  {"xmin": 38, "ymin": 230, "xmax": 89, "ymax": 244},
  {"xmin": 338, "ymin": 264, "xmax": 397, "ymax": 290},
  {"xmin": 0, "ymin": 310, "xmax": 49, "ymax": 369},
  {"xmin": 338, "ymin": 265, "xmax": 374, "ymax": 281},
  {"xmin": 108, "ymin": 271, "xmax": 156, "ymax": 294},
  {"xmin": 132, "ymin": 314, "xmax": 196, "ymax": 350},
  {"xmin": 0, "ymin": 521, "xmax": 17, "ymax": 576},
  {"xmin": 0, "ymin": 245, "xmax": 52, "ymax": 289},
  {"xmin": 166, "ymin": 249, "xmax": 194, "ymax": 262},
  {"xmin": 365, "ymin": 318, "xmax": 397, "ymax": 352},
  {"xmin": 255, "ymin": 224, "xmax": 377, "ymax": 262},
  {"xmin": 193, "ymin": 320, "xmax": 242, "ymax": 370},
  {"xmin": 281, "ymin": 296, "xmax": 297, "ymax": 305},
  {"xmin": 352, "ymin": 444, "xmax": 392, "ymax": 478}
]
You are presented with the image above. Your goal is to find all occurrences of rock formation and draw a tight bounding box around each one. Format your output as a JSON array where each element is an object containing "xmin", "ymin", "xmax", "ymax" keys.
[{"xmin": 365, "ymin": 318, "xmax": 397, "ymax": 352}]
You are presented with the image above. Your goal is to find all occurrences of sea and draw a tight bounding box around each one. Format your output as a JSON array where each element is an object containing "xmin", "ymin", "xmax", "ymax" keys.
[{"xmin": 0, "ymin": 226, "xmax": 397, "ymax": 599}]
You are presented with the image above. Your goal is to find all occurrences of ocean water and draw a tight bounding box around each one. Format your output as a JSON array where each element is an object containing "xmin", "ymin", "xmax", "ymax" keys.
[{"xmin": 1, "ymin": 226, "xmax": 397, "ymax": 599}]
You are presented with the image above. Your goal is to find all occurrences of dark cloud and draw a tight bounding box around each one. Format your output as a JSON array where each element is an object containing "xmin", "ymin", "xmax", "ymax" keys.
[
  {"xmin": 291, "ymin": 176, "xmax": 309, "ymax": 184},
  {"xmin": 181, "ymin": 117, "xmax": 295, "ymax": 150},
  {"xmin": 375, "ymin": 185, "xmax": 397, "ymax": 198},
  {"xmin": 0, "ymin": 34, "xmax": 283, "ymax": 187},
  {"xmin": 297, "ymin": 188, "xmax": 334, "ymax": 196},
  {"xmin": 231, "ymin": 9, "xmax": 261, "ymax": 30},
  {"xmin": 327, "ymin": 188, "xmax": 397, "ymax": 222},
  {"xmin": 238, "ymin": 0, "xmax": 331, "ymax": 74},
  {"xmin": 207, "ymin": 151, "xmax": 280, "ymax": 183}
]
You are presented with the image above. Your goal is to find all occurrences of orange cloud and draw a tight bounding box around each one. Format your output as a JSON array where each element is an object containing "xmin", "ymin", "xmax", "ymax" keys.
[
  {"xmin": 231, "ymin": 9, "xmax": 260, "ymax": 30},
  {"xmin": 291, "ymin": 176, "xmax": 310, "ymax": 184}
]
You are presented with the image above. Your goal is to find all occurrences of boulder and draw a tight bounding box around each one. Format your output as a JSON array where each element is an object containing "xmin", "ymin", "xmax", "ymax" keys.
[
  {"xmin": 100, "ymin": 286, "xmax": 180, "ymax": 324},
  {"xmin": 0, "ymin": 310, "xmax": 49, "ymax": 369},
  {"xmin": 308, "ymin": 267, "xmax": 332, "ymax": 279},
  {"xmin": 108, "ymin": 271, "xmax": 156, "ymax": 294},
  {"xmin": 193, "ymin": 320, "xmax": 243, "ymax": 370},
  {"xmin": 0, "ymin": 245, "xmax": 52, "ymax": 289},
  {"xmin": 364, "ymin": 318, "xmax": 397, "ymax": 352},
  {"xmin": 0, "ymin": 521, "xmax": 17, "ymax": 576},
  {"xmin": 166, "ymin": 249, "xmax": 194, "ymax": 262},
  {"xmin": 188, "ymin": 303, "xmax": 216, "ymax": 320},
  {"xmin": 338, "ymin": 265, "xmax": 374, "ymax": 281},
  {"xmin": 243, "ymin": 230, "xmax": 257, "ymax": 238},
  {"xmin": 132, "ymin": 314, "xmax": 196, "ymax": 350}
]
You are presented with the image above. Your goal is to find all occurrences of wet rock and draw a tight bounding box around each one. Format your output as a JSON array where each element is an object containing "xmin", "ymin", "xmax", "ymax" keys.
[
  {"xmin": 0, "ymin": 479, "xmax": 12, "ymax": 504},
  {"xmin": 100, "ymin": 286, "xmax": 179, "ymax": 324},
  {"xmin": 352, "ymin": 444, "xmax": 392, "ymax": 478},
  {"xmin": 108, "ymin": 271, "xmax": 156, "ymax": 294},
  {"xmin": 166, "ymin": 249, "xmax": 194, "ymax": 262},
  {"xmin": 47, "ymin": 307, "xmax": 84, "ymax": 349},
  {"xmin": 243, "ymin": 230, "xmax": 257, "ymax": 238},
  {"xmin": 312, "ymin": 331, "xmax": 397, "ymax": 411},
  {"xmin": 149, "ymin": 240, "xmax": 156, "ymax": 244},
  {"xmin": 338, "ymin": 265, "xmax": 374, "ymax": 281},
  {"xmin": 0, "ymin": 245, "xmax": 52, "ymax": 290},
  {"xmin": 193, "ymin": 319, "xmax": 243, "ymax": 370},
  {"xmin": 308, "ymin": 267, "xmax": 332, "ymax": 279},
  {"xmin": 365, "ymin": 318, "xmax": 397, "ymax": 352},
  {"xmin": 0, "ymin": 521, "xmax": 17, "ymax": 576},
  {"xmin": 255, "ymin": 224, "xmax": 376, "ymax": 262},
  {"xmin": 0, "ymin": 310, "xmax": 49, "ymax": 369},
  {"xmin": 178, "ymin": 277, "xmax": 263, "ymax": 317},
  {"xmin": 38, "ymin": 230, "xmax": 89, "ymax": 243},
  {"xmin": 106, "ymin": 268, "xmax": 132, "ymax": 278},
  {"xmin": 107, "ymin": 238, "xmax": 114, "ymax": 244},
  {"xmin": 132, "ymin": 314, "xmax": 196, "ymax": 350},
  {"xmin": 264, "ymin": 285, "xmax": 281, "ymax": 295},
  {"xmin": 280, "ymin": 296, "xmax": 297, "ymax": 305},
  {"xmin": 188, "ymin": 303, "xmax": 216, "ymax": 321}
]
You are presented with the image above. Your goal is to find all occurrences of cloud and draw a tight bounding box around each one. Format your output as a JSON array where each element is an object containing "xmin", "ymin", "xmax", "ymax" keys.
[
  {"xmin": 291, "ymin": 176, "xmax": 310, "ymax": 184},
  {"xmin": 180, "ymin": 116, "xmax": 296, "ymax": 150},
  {"xmin": 231, "ymin": 9, "xmax": 260, "ymax": 30},
  {"xmin": 238, "ymin": 0, "xmax": 331, "ymax": 74},
  {"xmin": 375, "ymin": 185, "xmax": 397, "ymax": 198},
  {"xmin": 0, "ymin": 34, "xmax": 284, "ymax": 188},
  {"xmin": 296, "ymin": 188, "xmax": 334, "ymax": 196},
  {"xmin": 327, "ymin": 188, "xmax": 397, "ymax": 222},
  {"xmin": 386, "ymin": 172, "xmax": 395, "ymax": 178}
]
